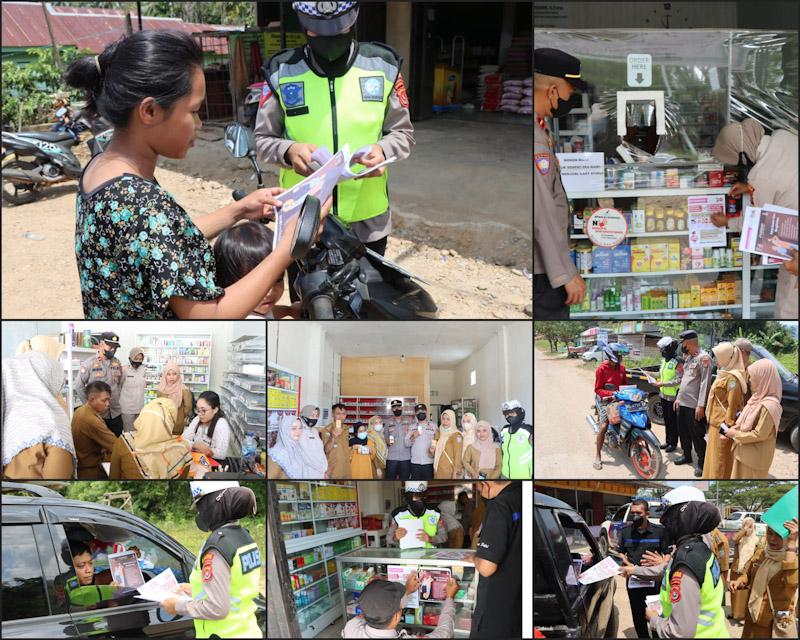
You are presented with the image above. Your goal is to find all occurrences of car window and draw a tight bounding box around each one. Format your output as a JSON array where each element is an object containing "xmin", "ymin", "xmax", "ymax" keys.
[
  {"xmin": 728, "ymin": 512, "xmax": 742, "ymax": 521},
  {"xmin": 51, "ymin": 522, "xmax": 189, "ymax": 613},
  {"xmin": 1, "ymin": 525, "xmax": 50, "ymax": 621},
  {"xmin": 536, "ymin": 508, "xmax": 575, "ymax": 595},
  {"xmin": 558, "ymin": 512, "xmax": 599, "ymax": 576},
  {"xmin": 612, "ymin": 505, "xmax": 628, "ymax": 521}
]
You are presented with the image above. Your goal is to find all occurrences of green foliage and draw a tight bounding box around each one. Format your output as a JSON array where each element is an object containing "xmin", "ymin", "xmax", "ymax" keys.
[
  {"xmin": 59, "ymin": 2, "xmax": 256, "ymax": 26},
  {"xmin": 2, "ymin": 46, "xmax": 92, "ymax": 128},
  {"xmin": 709, "ymin": 481, "xmax": 797, "ymax": 513}
]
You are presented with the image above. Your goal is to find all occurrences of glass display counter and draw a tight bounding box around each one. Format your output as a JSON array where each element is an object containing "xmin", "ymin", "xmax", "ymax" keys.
[{"xmin": 336, "ymin": 547, "xmax": 478, "ymax": 637}]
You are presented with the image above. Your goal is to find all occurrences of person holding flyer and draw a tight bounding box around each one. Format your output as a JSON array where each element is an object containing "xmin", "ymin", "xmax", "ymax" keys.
[
  {"xmin": 711, "ymin": 118, "xmax": 798, "ymax": 318},
  {"xmin": 160, "ymin": 482, "xmax": 261, "ymax": 639},
  {"xmin": 256, "ymin": 1, "xmax": 415, "ymax": 301}
]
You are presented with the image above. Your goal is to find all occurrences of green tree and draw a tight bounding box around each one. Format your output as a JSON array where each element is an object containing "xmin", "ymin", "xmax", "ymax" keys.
[
  {"xmin": 709, "ymin": 481, "xmax": 796, "ymax": 513},
  {"xmin": 534, "ymin": 321, "xmax": 583, "ymax": 352}
]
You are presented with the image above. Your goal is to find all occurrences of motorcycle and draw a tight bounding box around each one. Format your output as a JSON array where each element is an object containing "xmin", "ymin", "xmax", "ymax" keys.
[
  {"xmin": 222, "ymin": 122, "xmax": 438, "ymax": 320},
  {"xmin": 586, "ymin": 383, "xmax": 664, "ymax": 479},
  {"xmin": 1, "ymin": 108, "xmax": 113, "ymax": 205}
]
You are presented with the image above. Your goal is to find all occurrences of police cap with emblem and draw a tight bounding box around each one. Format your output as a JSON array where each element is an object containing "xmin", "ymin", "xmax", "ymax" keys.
[
  {"xmin": 100, "ymin": 331, "xmax": 120, "ymax": 347},
  {"xmin": 534, "ymin": 48, "xmax": 588, "ymax": 91},
  {"xmin": 678, "ymin": 330, "xmax": 699, "ymax": 342},
  {"xmin": 293, "ymin": 2, "xmax": 359, "ymax": 36}
]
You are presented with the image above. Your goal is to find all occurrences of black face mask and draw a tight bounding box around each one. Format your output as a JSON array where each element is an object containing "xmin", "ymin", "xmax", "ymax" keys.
[
  {"xmin": 416, "ymin": 412, "xmax": 427, "ymax": 421},
  {"xmin": 632, "ymin": 515, "xmax": 645, "ymax": 528},
  {"xmin": 505, "ymin": 413, "xmax": 522, "ymax": 427},
  {"xmin": 104, "ymin": 349, "xmax": 117, "ymax": 360},
  {"xmin": 130, "ymin": 360, "xmax": 143, "ymax": 368},
  {"xmin": 302, "ymin": 416, "xmax": 318, "ymax": 428},
  {"xmin": 548, "ymin": 86, "xmax": 581, "ymax": 118},
  {"xmin": 407, "ymin": 497, "xmax": 426, "ymax": 518},
  {"xmin": 195, "ymin": 510, "xmax": 210, "ymax": 532},
  {"xmin": 393, "ymin": 409, "xmax": 403, "ymax": 417},
  {"xmin": 307, "ymin": 31, "xmax": 354, "ymax": 63}
]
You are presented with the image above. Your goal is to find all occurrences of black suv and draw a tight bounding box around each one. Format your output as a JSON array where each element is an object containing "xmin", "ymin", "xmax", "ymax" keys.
[
  {"xmin": 1, "ymin": 482, "xmax": 265, "ymax": 638},
  {"xmin": 534, "ymin": 492, "xmax": 618, "ymax": 638}
]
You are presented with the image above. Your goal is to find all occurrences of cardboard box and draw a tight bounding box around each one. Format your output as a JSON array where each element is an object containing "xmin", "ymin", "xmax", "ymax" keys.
[
  {"xmin": 701, "ymin": 285, "xmax": 718, "ymax": 307},
  {"xmin": 668, "ymin": 242, "xmax": 681, "ymax": 271},
  {"xmin": 691, "ymin": 284, "xmax": 702, "ymax": 308},
  {"xmin": 649, "ymin": 244, "xmax": 669, "ymax": 272},
  {"xmin": 631, "ymin": 243, "xmax": 650, "ymax": 273},
  {"xmin": 612, "ymin": 244, "xmax": 632, "ymax": 273},
  {"xmin": 592, "ymin": 246, "xmax": 615, "ymax": 274}
]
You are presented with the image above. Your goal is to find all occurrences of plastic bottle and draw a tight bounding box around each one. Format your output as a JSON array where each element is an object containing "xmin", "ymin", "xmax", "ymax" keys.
[{"xmin": 242, "ymin": 432, "xmax": 258, "ymax": 468}]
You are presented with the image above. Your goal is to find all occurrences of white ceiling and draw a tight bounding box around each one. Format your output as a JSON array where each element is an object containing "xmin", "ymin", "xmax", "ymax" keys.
[{"xmin": 319, "ymin": 321, "xmax": 517, "ymax": 367}]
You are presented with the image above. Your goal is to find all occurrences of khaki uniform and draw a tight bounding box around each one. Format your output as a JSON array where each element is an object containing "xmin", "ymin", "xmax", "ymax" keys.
[
  {"xmin": 462, "ymin": 445, "xmax": 502, "ymax": 479},
  {"xmin": 676, "ymin": 350, "xmax": 713, "ymax": 409},
  {"xmin": 267, "ymin": 457, "xmax": 289, "ymax": 480},
  {"xmin": 71, "ymin": 404, "xmax": 118, "ymax": 479},
  {"xmin": 320, "ymin": 422, "xmax": 351, "ymax": 479},
  {"xmin": 702, "ymin": 374, "xmax": 747, "ymax": 479},
  {"xmin": 434, "ymin": 432, "xmax": 463, "ymax": 479},
  {"xmin": 730, "ymin": 530, "xmax": 761, "ymax": 620},
  {"xmin": 119, "ymin": 364, "xmax": 147, "ymax": 432},
  {"xmin": 77, "ymin": 355, "xmax": 123, "ymax": 419},
  {"xmin": 738, "ymin": 544, "xmax": 799, "ymax": 638},
  {"xmin": 730, "ymin": 407, "xmax": 778, "ymax": 478},
  {"xmin": 534, "ymin": 113, "xmax": 576, "ymax": 290},
  {"xmin": 710, "ymin": 528, "xmax": 731, "ymax": 598},
  {"xmin": 156, "ymin": 388, "xmax": 193, "ymax": 435}
]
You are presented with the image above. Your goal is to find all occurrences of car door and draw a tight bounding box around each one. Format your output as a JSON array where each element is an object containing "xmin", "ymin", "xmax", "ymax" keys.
[
  {"xmin": 2, "ymin": 503, "xmax": 74, "ymax": 638},
  {"xmin": 608, "ymin": 504, "xmax": 630, "ymax": 549},
  {"xmin": 557, "ymin": 509, "xmax": 615, "ymax": 639},
  {"xmin": 43, "ymin": 505, "xmax": 196, "ymax": 639}
]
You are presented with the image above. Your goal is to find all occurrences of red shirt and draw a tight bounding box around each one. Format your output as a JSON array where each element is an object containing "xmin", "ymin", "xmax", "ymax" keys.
[{"xmin": 595, "ymin": 360, "xmax": 628, "ymax": 398}]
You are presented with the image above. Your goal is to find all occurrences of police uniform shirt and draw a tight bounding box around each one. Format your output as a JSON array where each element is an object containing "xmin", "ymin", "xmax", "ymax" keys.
[
  {"xmin": 254, "ymin": 45, "xmax": 415, "ymax": 243},
  {"xmin": 472, "ymin": 483, "xmax": 522, "ymax": 636},
  {"xmin": 534, "ymin": 113, "xmax": 577, "ymax": 288},
  {"xmin": 174, "ymin": 550, "xmax": 232, "ymax": 620},
  {"xmin": 77, "ymin": 354, "xmax": 123, "ymax": 418},
  {"xmin": 676, "ymin": 349, "xmax": 712, "ymax": 409},
  {"xmin": 405, "ymin": 420, "xmax": 437, "ymax": 465},
  {"xmin": 618, "ymin": 521, "xmax": 670, "ymax": 577}
]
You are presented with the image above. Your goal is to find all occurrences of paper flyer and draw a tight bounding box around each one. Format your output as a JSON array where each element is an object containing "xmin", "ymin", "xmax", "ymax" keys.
[
  {"xmin": 273, "ymin": 144, "xmax": 396, "ymax": 248},
  {"xmin": 135, "ymin": 568, "xmax": 191, "ymax": 603},
  {"xmin": 687, "ymin": 195, "xmax": 727, "ymax": 248},
  {"xmin": 645, "ymin": 594, "xmax": 663, "ymax": 615},
  {"xmin": 387, "ymin": 565, "xmax": 419, "ymax": 608},
  {"xmin": 419, "ymin": 568, "xmax": 451, "ymax": 601},
  {"xmin": 577, "ymin": 556, "xmax": 621, "ymax": 584},
  {"xmin": 398, "ymin": 518, "xmax": 426, "ymax": 549},
  {"xmin": 108, "ymin": 550, "xmax": 145, "ymax": 589},
  {"xmin": 739, "ymin": 204, "xmax": 799, "ymax": 261}
]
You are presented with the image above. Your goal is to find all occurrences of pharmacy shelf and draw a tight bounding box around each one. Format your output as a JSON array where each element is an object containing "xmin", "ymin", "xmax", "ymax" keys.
[
  {"xmin": 570, "ymin": 229, "xmax": 735, "ymax": 239},
  {"xmin": 750, "ymin": 265, "xmax": 781, "ymax": 270},
  {"xmin": 581, "ymin": 267, "xmax": 740, "ymax": 279},
  {"xmin": 569, "ymin": 187, "xmax": 731, "ymax": 199},
  {"xmin": 750, "ymin": 302, "xmax": 776, "ymax": 307},
  {"xmin": 570, "ymin": 304, "xmax": 743, "ymax": 318}
]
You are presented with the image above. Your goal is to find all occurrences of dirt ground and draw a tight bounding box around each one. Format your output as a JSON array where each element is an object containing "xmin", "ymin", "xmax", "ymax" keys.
[
  {"xmin": 612, "ymin": 574, "xmax": 743, "ymax": 638},
  {"xmin": 533, "ymin": 344, "xmax": 799, "ymax": 479},
  {"xmin": 1, "ymin": 125, "xmax": 531, "ymax": 318}
]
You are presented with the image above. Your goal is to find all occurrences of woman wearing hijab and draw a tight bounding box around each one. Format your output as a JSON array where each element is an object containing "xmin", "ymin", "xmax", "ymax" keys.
[
  {"xmin": 2, "ymin": 350, "xmax": 76, "ymax": 479},
  {"xmin": 724, "ymin": 359, "xmax": 783, "ymax": 478},
  {"xmin": 349, "ymin": 421, "xmax": 376, "ymax": 479},
  {"xmin": 160, "ymin": 482, "xmax": 262, "ymax": 639},
  {"xmin": 267, "ymin": 414, "xmax": 328, "ymax": 479},
  {"xmin": 438, "ymin": 500, "xmax": 465, "ymax": 548},
  {"xmin": 433, "ymin": 409, "xmax": 463, "ymax": 479},
  {"xmin": 463, "ymin": 420, "xmax": 502, "ymax": 479},
  {"xmin": 366, "ymin": 415, "xmax": 388, "ymax": 479},
  {"xmin": 730, "ymin": 517, "xmax": 760, "ymax": 623},
  {"xmin": 156, "ymin": 362, "xmax": 193, "ymax": 435},
  {"xmin": 703, "ymin": 342, "xmax": 749, "ymax": 480},
  {"xmin": 299, "ymin": 404, "xmax": 320, "ymax": 430},
  {"xmin": 460, "ymin": 412, "xmax": 477, "ymax": 467},
  {"xmin": 16, "ymin": 335, "xmax": 66, "ymax": 361},
  {"xmin": 108, "ymin": 397, "xmax": 191, "ymax": 479},
  {"xmin": 730, "ymin": 517, "xmax": 798, "ymax": 638},
  {"xmin": 620, "ymin": 486, "xmax": 727, "ymax": 638},
  {"xmin": 712, "ymin": 118, "xmax": 798, "ymax": 318}
]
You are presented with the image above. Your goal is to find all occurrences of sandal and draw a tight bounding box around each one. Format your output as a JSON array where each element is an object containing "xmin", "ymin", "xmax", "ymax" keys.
[{"xmin": 593, "ymin": 460, "xmax": 603, "ymax": 470}]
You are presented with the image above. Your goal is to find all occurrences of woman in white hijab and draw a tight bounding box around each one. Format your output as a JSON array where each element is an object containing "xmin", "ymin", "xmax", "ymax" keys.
[
  {"xmin": 2, "ymin": 350, "xmax": 75, "ymax": 479},
  {"xmin": 712, "ymin": 118, "xmax": 798, "ymax": 318},
  {"xmin": 729, "ymin": 516, "xmax": 759, "ymax": 623},
  {"xmin": 268, "ymin": 414, "xmax": 328, "ymax": 479}
]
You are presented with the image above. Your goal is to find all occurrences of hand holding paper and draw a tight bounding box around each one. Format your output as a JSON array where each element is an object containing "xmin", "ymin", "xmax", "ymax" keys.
[{"xmin": 136, "ymin": 568, "xmax": 192, "ymax": 603}]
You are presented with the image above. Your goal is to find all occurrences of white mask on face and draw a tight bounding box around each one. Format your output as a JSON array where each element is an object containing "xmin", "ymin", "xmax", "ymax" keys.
[{"xmin": 374, "ymin": 424, "xmax": 384, "ymax": 432}]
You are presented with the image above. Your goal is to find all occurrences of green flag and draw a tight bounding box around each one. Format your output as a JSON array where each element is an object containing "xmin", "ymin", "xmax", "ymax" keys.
[{"xmin": 761, "ymin": 485, "xmax": 799, "ymax": 539}]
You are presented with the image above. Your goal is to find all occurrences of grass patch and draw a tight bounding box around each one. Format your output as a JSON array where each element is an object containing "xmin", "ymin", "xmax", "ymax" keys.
[
  {"xmin": 158, "ymin": 518, "xmax": 266, "ymax": 595},
  {"xmin": 777, "ymin": 351, "xmax": 798, "ymax": 374}
]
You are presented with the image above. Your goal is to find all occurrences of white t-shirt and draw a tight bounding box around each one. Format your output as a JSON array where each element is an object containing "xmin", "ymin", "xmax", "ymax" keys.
[{"xmin": 184, "ymin": 416, "xmax": 231, "ymax": 459}]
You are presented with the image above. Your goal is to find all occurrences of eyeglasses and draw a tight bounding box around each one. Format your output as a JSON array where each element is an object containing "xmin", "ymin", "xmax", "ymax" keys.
[{"xmin": 197, "ymin": 407, "xmax": 213, "ymax": 414}]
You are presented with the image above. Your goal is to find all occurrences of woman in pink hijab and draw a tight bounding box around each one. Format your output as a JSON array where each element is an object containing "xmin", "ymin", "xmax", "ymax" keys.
[
  {"xmin": 724, "ymin": 358, "xmax": 783, "ymax": 478},
  {"xmin": 156, "ymin": 362, "xmax": 192, "ymax": 435}
]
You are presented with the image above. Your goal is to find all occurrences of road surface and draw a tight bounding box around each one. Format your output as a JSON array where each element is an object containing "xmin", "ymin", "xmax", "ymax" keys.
[{"xmin": 534, "ymin": 345, "xmax": 798, "ymax": 479}]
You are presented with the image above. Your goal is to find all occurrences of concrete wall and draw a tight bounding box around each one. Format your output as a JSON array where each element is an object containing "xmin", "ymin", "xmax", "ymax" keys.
[
  {"xmin": 356, "ymin": 481, "xmax": 401, "ymax": 519},
  {"xmin": 430, "ymin": 368, "xmax": 456, "ymax": 404}
]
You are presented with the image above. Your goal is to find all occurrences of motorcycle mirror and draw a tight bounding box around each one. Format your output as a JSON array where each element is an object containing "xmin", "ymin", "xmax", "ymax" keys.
[
  {"xmin": 223, "ymin": 123, "xmax": 255, "ymax": 158},
  {"xmin": 290, "ymin": 196, "xmax": 321, "ymax": 261}
]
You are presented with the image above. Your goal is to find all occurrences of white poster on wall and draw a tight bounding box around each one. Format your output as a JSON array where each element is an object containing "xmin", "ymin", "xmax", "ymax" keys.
[
  {"xmin": 687, "ymin": 195, "xmax": 726, "ymax": 248},
  {"xmin": 555, "ymin": 152, "xmax": 605, "ymax": 193}
]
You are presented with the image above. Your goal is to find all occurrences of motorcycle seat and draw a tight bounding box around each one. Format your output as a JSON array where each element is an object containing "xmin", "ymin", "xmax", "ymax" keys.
[{"xmin": 15, "ymin": 130, "xmax": 74, "ymax": 143}]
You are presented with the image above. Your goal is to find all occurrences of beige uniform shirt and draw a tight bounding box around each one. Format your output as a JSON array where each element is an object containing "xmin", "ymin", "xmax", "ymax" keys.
[
  {"xmin": 675, "ymin": 350, "xmax": 712, "ymax": 409},
  {"xmin": 534, "ymin": 113, "xmax": 577, "ymax": 288},
  {"xmin": 77, "ymin": 355, "xmax": 123, "ymax": 418}
]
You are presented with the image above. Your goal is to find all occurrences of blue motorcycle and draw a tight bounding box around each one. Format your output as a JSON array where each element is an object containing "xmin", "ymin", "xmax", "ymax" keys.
[{"xmin": 586, "ymin": 385, "xmax": 664, "ymax": 479}]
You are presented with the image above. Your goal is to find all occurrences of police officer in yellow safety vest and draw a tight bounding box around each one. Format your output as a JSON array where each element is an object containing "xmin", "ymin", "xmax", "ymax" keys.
[
  {"xmin": 160, "ymin": 482, "xmax": 262, "ymax": 639},
  {"xmin": 655, "ymin": 337, "xmax": 683, "ymax": 455},
  {"xmin": 387, "ymin": 481, "xmax": 447, "ymax": 548},
  {"xmin": 620, "ymin": 486, "xmax": 729, "ymax": 638},
  {"xmin": 255, "ymin": 1, "xmax": 415, "ymax": 300},
  {"xmin": 500, "ymin": 400, "xmax": 532, "ymax": 479}
]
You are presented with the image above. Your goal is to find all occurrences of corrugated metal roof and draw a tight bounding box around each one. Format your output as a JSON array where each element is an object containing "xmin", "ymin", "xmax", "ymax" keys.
[{"xmin": 2, "ymin": 2, "xmax": 236, "ymax": 53}]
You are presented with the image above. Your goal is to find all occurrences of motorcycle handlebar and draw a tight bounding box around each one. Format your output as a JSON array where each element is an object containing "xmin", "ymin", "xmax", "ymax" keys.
[
  {"xmin": 232, "ymin": 189, "xmax": 247, "ymax": 201},
  {"xmin": 307, "ymin": 295, "xmax": 335, "ymax": 319}
]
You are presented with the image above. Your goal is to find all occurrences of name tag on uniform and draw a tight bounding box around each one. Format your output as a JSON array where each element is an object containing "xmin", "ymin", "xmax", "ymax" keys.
[{"xmin": 628, "ymin": 575, "xmax": 656, "ymax": 589}]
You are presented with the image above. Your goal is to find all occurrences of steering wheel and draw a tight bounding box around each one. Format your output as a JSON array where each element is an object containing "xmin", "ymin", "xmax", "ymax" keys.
[{"xmin": 290, "ymin": 195, "xmax": 321, "ymax": 260}]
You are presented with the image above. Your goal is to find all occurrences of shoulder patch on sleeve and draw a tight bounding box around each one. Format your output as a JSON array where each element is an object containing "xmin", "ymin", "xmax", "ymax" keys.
[
  {"xmin": 669, "ymin": 570, "xmax": 683, "ymax": 603},
  {"xmin": 202, "ymin": 552, "xmax": 214, "ymax": 582},
  {"xmin": 728, "ymin": 380, "xmax": 737, "ymax": 390},
  {"xmin": 394, "ymin": 73, "xmax": 409, "ymax": 109},
  {"xmin": 535, "ymin": 153, "xmax": 551, "ymax": 175}
]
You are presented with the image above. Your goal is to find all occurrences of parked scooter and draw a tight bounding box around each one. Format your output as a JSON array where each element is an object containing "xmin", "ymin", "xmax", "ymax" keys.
[
  {"xmin": 1, "ymin": 111, "xmax": 113, "ymax": 205},
  {"xmin": 586, "ymin": 382, "xmax": 664, "ymax": 479},
  {"xmin": 222, "ymin": 123, "xmax": 438, "ymax": 320}
]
